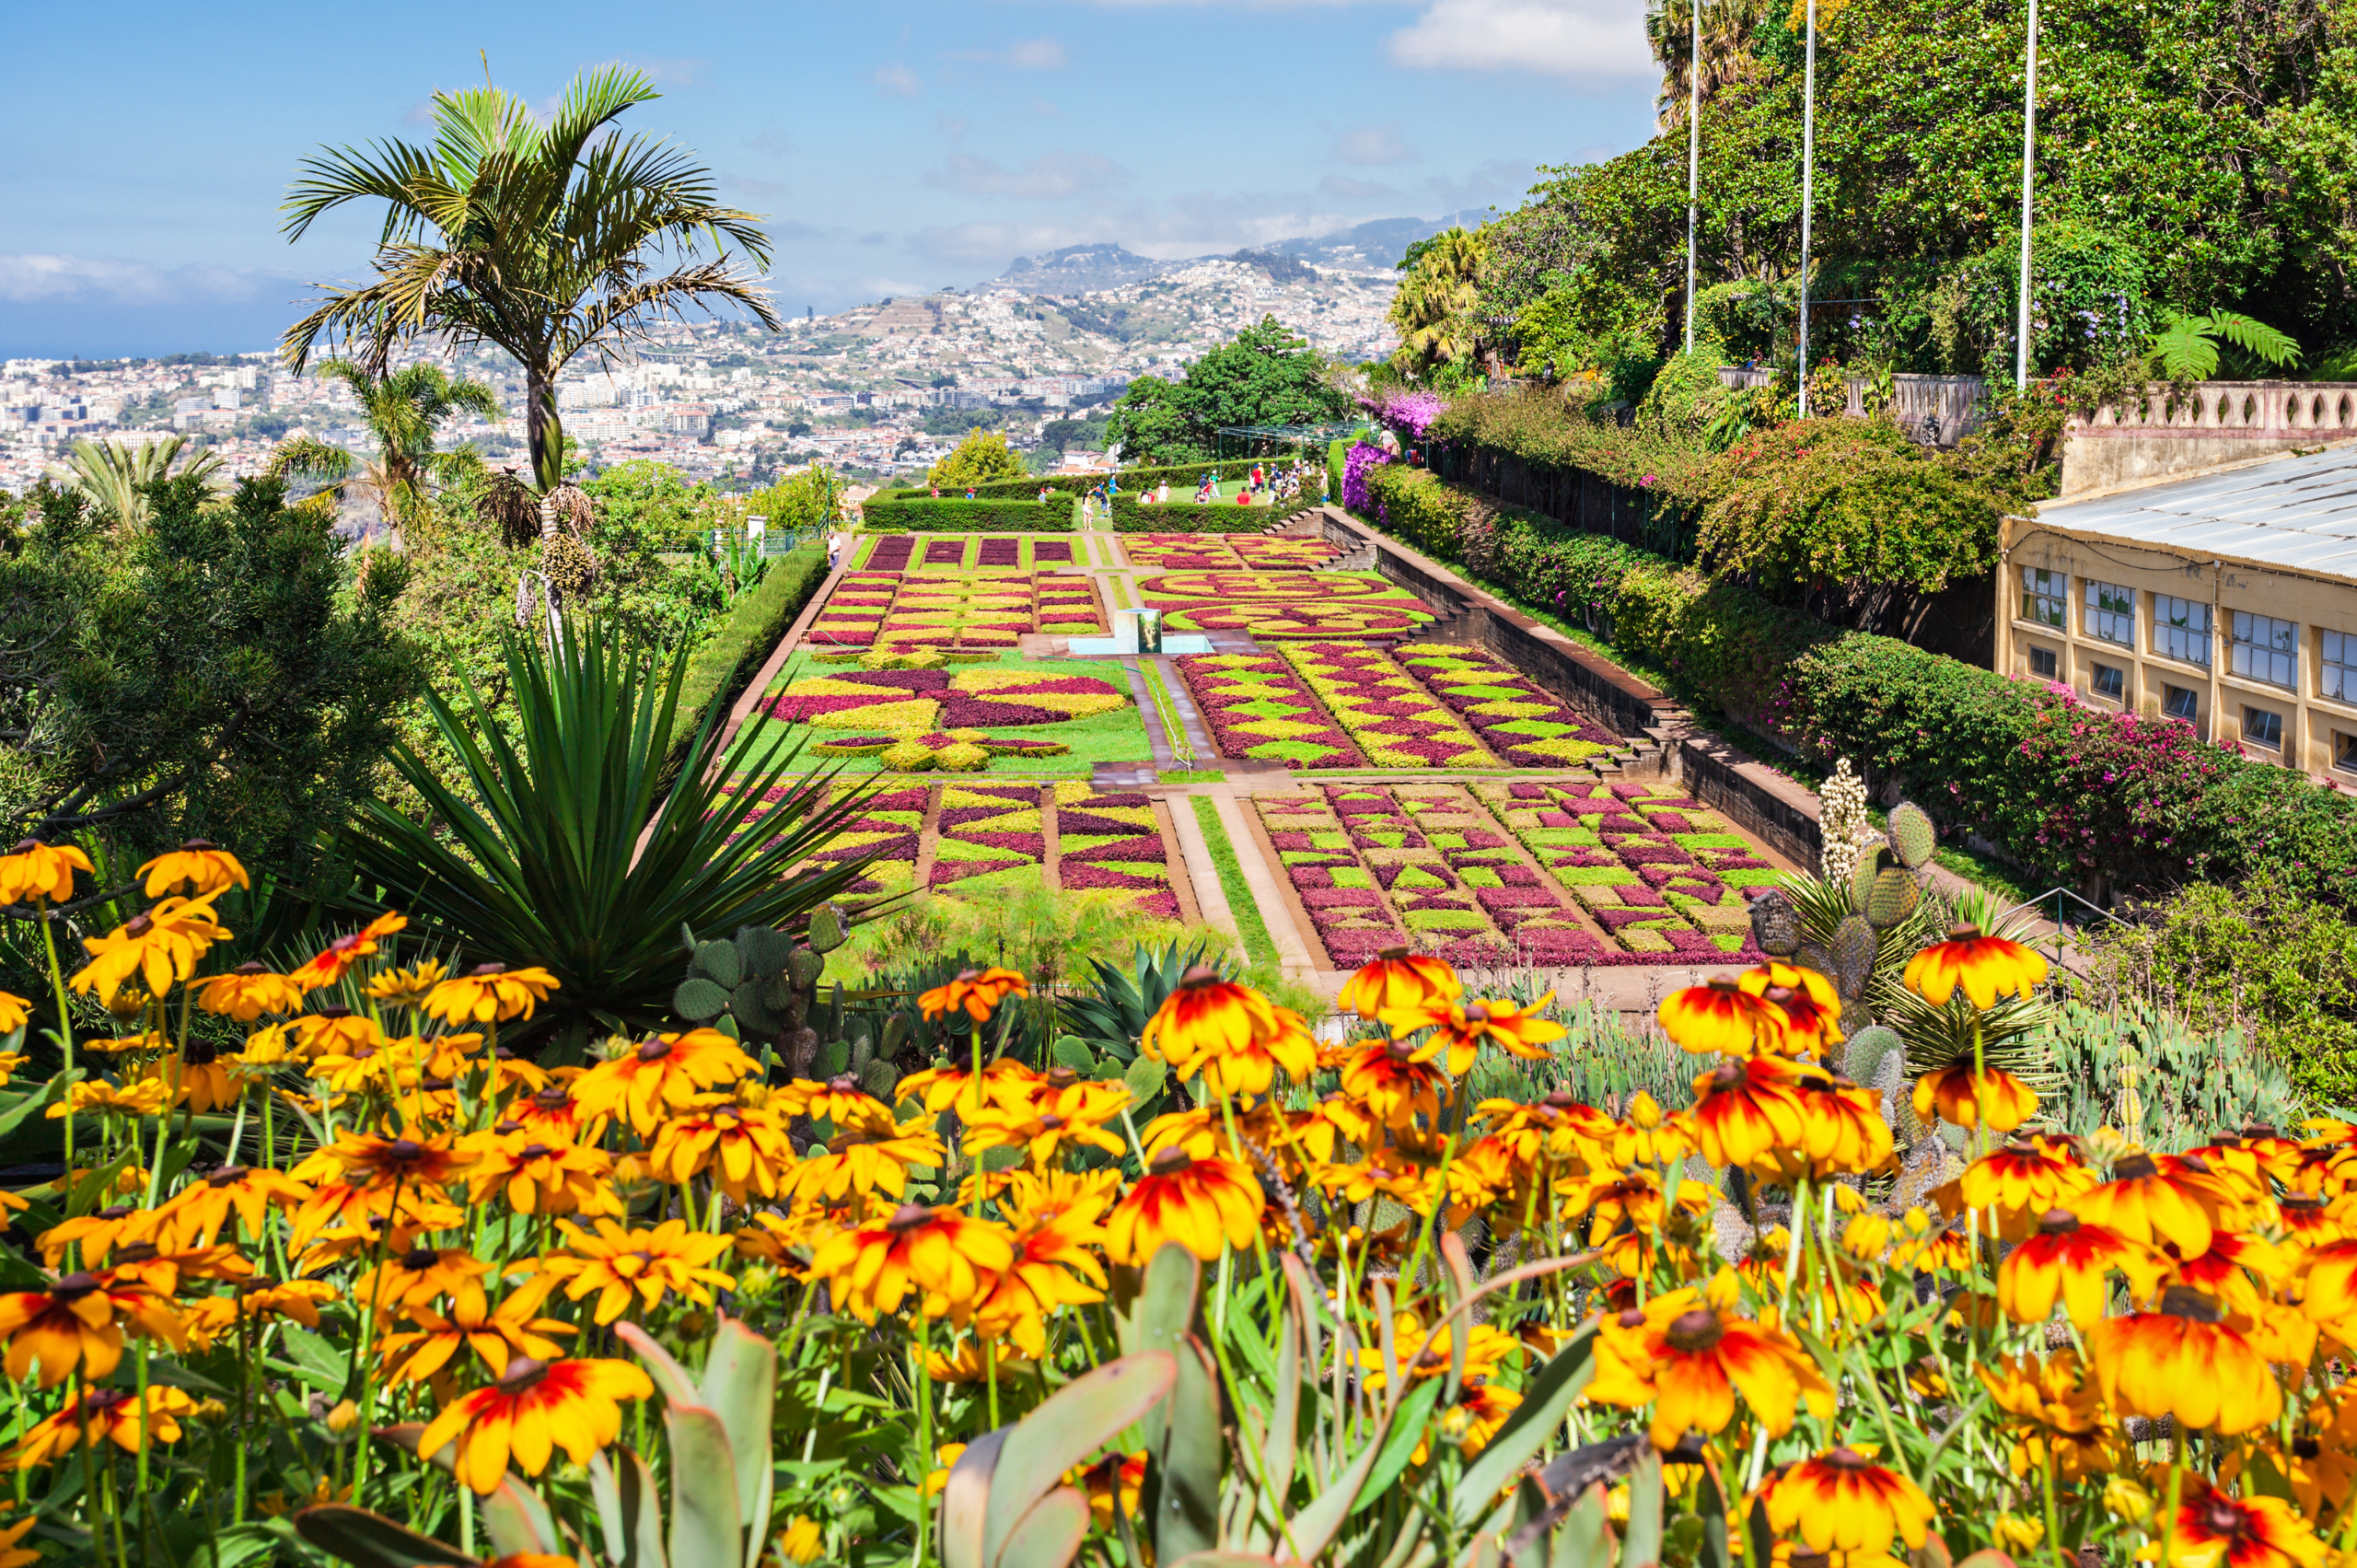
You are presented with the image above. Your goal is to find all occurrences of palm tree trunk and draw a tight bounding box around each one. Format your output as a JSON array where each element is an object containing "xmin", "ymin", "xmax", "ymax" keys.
[{"xmin": 527, "ymin": 365, "xmax": 564, "ymax": 539}]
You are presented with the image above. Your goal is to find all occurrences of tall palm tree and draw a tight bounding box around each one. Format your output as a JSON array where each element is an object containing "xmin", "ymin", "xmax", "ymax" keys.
[
  {"xmin": 278, "ymin": 64, "xmax": 779, "ymax": 535},
  {"xmin": 1646, "ymin": 0, "xmax": 1768, "ymax": 133},
  {"xmin": 266, "ymin": 359, "xmax": 498, "ymax": 537},
  {"xmin": 47, "ymin": 434, "xmax": 225, "ymax": 527}
]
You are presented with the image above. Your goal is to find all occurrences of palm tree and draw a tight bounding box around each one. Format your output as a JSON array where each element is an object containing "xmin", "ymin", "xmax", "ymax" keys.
[
  {"xmin": 265, "ymin": 359, "xmax": 498, "ymax": 537},
  {"xmin": 1388, "ymin": 227, "xmax": 1489, "ymax": 376},
  {"xmin": 1646, "ymin": 0, "xmax": 1767, "ymax": 134},
  {"xmin": 48, "ymin": 435, "xmax": 224, "ymax": 527},
  {"xmin": 278, "ymin": 65, "xmax": 778, "ymax": 536}
]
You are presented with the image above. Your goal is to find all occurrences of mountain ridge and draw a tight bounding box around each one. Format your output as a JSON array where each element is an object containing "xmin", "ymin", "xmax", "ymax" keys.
[{"xmin": 977, "ymin": 209, "xmax": 1491, "ymax": 296}]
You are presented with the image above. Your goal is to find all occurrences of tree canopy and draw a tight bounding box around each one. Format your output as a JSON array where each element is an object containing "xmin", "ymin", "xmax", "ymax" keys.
[
  {"xmin": 927, "ymin": 430, "xmax": 1029, "ymax": 489},
  {"xmin": 1104, "ymin": 317, "xmax": 1350, "ymax": 464}
]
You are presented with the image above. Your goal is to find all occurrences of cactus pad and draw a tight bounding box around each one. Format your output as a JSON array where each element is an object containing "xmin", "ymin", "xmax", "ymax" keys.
[
  {"xmin": 1887, "ymin": 802, "xmax": 1937, "ymax": 870},
  {"xmin": 1849, "ymin": 844, "xmax": 1886, "ymax": 913},
  {"xmin": 671, "ymin": 976, "xmax": 730, "ymax": 1021},
  {"xmin": 1829, "ymin": 914, "xmax": 1876, "ymax": 1000},
  {"xmin": 1747, "ymin": 889, "xmax": 1802, "ymax": 958},
  {"xmin": 1865, "ymin": 865, "xmax": 1922, "ymax": 928}
]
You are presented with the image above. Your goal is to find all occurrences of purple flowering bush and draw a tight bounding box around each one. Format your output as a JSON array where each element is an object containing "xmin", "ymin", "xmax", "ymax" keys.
[{"xmin": 1341, "ymin": 442, "xmax": 1392, "ymax": 513}]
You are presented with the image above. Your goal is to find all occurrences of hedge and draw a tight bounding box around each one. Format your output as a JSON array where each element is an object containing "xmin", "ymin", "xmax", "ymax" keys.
[
  {"xmin": 936, "ymin": 459, "xmax": 1314, "ymax": 503},
  {"xmin": 1357, "ymin": 463, "xmax": 2357, "ymax": 905},
  {"xmin": 1109, "ymin": 489, "xmax": 1322, "ymax": 532},
  {"xmin": 857, "ymin": 497, "xmax": 1074, "ymax": 531},
  {"xmin": 664, "ymin": 542, "xmax": 832, "ymax": 774}
]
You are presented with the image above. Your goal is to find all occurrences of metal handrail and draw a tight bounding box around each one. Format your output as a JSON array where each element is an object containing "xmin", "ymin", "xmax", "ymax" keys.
[{"xmin": 1997, "ymin": 887, "xmax": 2123, "ymax": 929}]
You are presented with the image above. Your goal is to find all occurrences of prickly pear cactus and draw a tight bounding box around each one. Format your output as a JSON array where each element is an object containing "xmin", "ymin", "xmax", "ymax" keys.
[
  {"xmin": 1829, "ymin": 914, "xmax": 1876, "ymax": 1004},
  {"xmin": 1747, "ymin": 889, "xmax": 1802, "ymax": 960},
  {"xmin": 1886, "ymin": 801, "xmax": 1937, "ymax": 872},
  {"xmin": 674, "ymin": 902, "xmax": 864, "ymax": 1078}
]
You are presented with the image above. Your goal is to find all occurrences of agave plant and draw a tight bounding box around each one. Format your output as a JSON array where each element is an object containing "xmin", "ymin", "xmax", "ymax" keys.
[{"xmin": 342, "ymin": 619, "xmax": 876, "ymax": 1056}]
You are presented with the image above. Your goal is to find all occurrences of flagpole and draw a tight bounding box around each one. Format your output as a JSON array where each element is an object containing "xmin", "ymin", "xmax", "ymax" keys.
[
  {"xmin": 2014, "ymin": 0, "xmax": 2038, "ymax": 389},
  {"xmin": 1796, "ymin": 0, "xmax": 1817, "ymax": 415},
  {"xmin": 1686, "ymin": 0, "xmax": 1701, "ymax": 354}
]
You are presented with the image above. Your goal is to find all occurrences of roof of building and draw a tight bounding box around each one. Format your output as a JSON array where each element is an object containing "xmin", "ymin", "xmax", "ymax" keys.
[{"xmin": 2032, "ymin": 441, "xmax": 2357, "ymax": 580}]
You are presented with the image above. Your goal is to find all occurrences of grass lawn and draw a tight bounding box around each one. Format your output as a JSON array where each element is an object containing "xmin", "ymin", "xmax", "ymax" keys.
[
  {"xmin": 1190, "ymin": 796, "xmax": 1282, "ymax": 981},
  {"xmin": 740, "ymin": 651, "xmax": 1154, "ymax": 778}
]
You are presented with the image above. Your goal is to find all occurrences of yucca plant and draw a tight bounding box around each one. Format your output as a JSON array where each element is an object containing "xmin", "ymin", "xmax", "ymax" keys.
[{"xmin": 342, "ymin": 618, "xmax": 876, "ymax": 1056}]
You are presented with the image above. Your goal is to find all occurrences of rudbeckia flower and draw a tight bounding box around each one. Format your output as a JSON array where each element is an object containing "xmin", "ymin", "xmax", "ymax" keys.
[
  {"xmin": 895, "ymin": 1058, "xmax": 1038, "ymax": 1117},
  {"xmin": 1105, "ymin": 1149, "xmax": 1265, "ymax": 1263},
  {"xmin": 975, "ymin": 1198, "xmax": 1114, "ymax": 1358},
  {"xmin": 1587, "ymin": 1283, "xmax": 1835, "ymax": 1449},
  {"xmin": 1657, "ymin": 977, "xmax": 1792, "ymax": 1056},
  {"xmin": 644, "ymin": 1099, "xmax": 794, "ymax": 1202},
  {"xmin": 462, "ymin": 1131, "xmax": 622, "ymax": 1216},
  {"xmin": 1339, "ymin": 1038, "xmax": 1447, "ymax": 1130},
  {"xmin": 963, "ymin": 1079, "xmax": 1133, "ymax": 1167},
  {"xmin": 2163, "ymin": 1479, "xmax": 2328, "ymax": 1568},
  {"xmin": 46, "ymin": 1078, "xmax": 169, "ymax": 1121},
  {"xmin": 2087, "ymin": 1285, "xmax": 2283, "ymax": 1435},
  {"xmin": 137, "ymin": 839, "xmax": 250, "ymax": 899},
  {"xmin": 379, "ymin": 1279, "xmax": 576, "ymax": 1384},
  {"xmin": 1758, "ymin": 1448, "xmax": 1934, "ymax": 1557},
  {"xmin": 786, "ymin": 1116, "xmax": 946, "ymax": 1205},
  {"xmin": 69, "ymin": 893, "xmax": 231, "ymax": 1008},
  {"xmin": 313, "ymin": 1128, "xmax": 477, "ymax": 1194},
  {"xmin": 1736, "ymin": 963, "xmax": 1844, "ymax": 1051},
  {"xmin": 0, "ymin": 839, "xmax": 94, "ymax": 907},
  {"xmin": 154, "ymin": 1162, "xmax": 311, "ymax": 1249},
  {"xmin": 542, "ymin": 1217, "xmax": 737, "ymax": 1325},
  {"xmin": 917, "ymin": 966, "xmax": 1030, "ymax": 1023},
  {"xmin": 806, "ymin": 1204, "xmax": 1015, "ymax": 1323},
  {"xmin": 571, "ymin": 1029, "xmax": 759, "ymax": 1137},
  {"xmin": 288, "ymin": 911, "xmax": 407, "ymax": 991},
  {"xmin": 351, "ymin": 1245, "xmax": 492, "ymax": 1316},
  {"xmin": 4, "ymin": 1385, "xmax": 195, "ymax": 1470},
  {"xmin": 1383, "ymin": 993, "xmax": 1568, "ymax": 1074},
  {"xmin": 1689, "ymin": 1055, "xmax": 1812, "ymax": 1179},
  {"xmin": 2075, "ymin": 1151, "xmax": 2244, "ymax": 1260},
  {"xmin": 142, "ymin": 1040, "xmax": 238, "ymax": 1112},
  {"xmin": 1788, "ymin": 1069, "xmax": 1895, "ymax": 1176},
  {"xmin": 1977, "ymin": 1349, "xmax": 2115, "ymax": 1481},
  {"xmin": 1336, "ymin": 947, "xmax": 1460, "ymax": 1019},
  {"xmin": 0, "ymin": 1271, "xmax": 184, "ymax": 1388},
  {"xmin": 418, "ymin": 1355, "xmax": 654, "ymax": 1493},
  {"xmin": 1901, "ymin": 924, "xmax": 2049, "ymax": 1009},
  {"xmin": 288, "ymin": 1005, "xmax": 384, "ymax": 1060},
  {"xmin": 1996, "ymin": 1209, "xmax": 2165, "ymax": 1330},
  {"xmin": 424, "ymin": 962, "xmax": 561, "ymax": 1026},
  {"xmin": 1956, "ymin": 1136, "xmax": 2096, "ymax": 1241},
  {"xmin": 1139, "ymin": 968, "xmax": 1303, "ymax": 1097},
  {"xmin": 1911, "ymin": 1063, "xmax": 2038, "ymax": 1133},
  {"xmin": 192, "ymin": 962, "xmax": 306, "ymax": 1022},
  {"xmin": 0, "ymin": 994, "xmax": 22, "ymax": 1036},
  {"xmin": 366, "ymin": 960, "xmax": 449, "ymax": 1009}
]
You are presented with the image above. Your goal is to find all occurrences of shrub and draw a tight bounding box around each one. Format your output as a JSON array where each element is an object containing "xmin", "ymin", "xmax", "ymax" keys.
[
  {"xmin": 2081, "ymin": 876, "xmax": 2357, "ymax": 1104},
  {"xmin": 665, "ymin": 543, "xmax": 831, "ymax": 773},
  {"xmin": 858, "ymin": 497, "xmax": 1073, "ymax": 531},
  {"xmin": 1341, "ymin": 442, "xmax": 1391, "ymax": 512},
  {"xmin": 926, "ymin": 428, "xmax": 1028, "ymax": 489}
]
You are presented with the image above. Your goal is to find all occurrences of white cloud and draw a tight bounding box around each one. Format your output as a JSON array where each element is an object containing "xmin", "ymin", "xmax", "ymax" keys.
[
  {"xmin": 1387, "ymin": 0, "xmax": 1656, "ymax": 81},
  {"xmin": 924, "ymin": 151, "xmax": 1123, "ymax": 200},
  {"xmin": 873, "ymin": 63, "xmax": 922, "ymax": 97},
  {"xmin": 1329, "ymin": 122, "xmax": 1413, "ymax": 166},
  {"xmin": 1005, "ymin": 37, "xmax": 1070, "ymax": 68},
  {"xmin": 0, "ymin": 254, "xmax": 295, "ymax": 306}
]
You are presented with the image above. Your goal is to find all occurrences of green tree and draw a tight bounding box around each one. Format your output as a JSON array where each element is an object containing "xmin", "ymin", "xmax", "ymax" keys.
[
  {"xmin": 927, "ymin": 429, "xmax": 1029, "ymax": 489},
  {"xmin": 48, "ymin": 435, "xmax": 223, "ymax": 528},
  {"xmin": 744, "ymin": 465, "xmax": 843, "ymax": 533},
  {"xmin": 0, "ymin": 475, "xmax": 415, "ymax": 908},
  {"xmin": 1389, "ymin": 227, "xmax": 1492, "ymax": 377},
  {"xmin": 1103, "ymin": 317, "xmax": 1350, "ymax": 464},
  {"xmin": 278, "ymin": 66, "xmax": 777, "ymax": 530},
  {"xmin": 265, "ymin": 360, "xmax": 499, "ymax": 539}
]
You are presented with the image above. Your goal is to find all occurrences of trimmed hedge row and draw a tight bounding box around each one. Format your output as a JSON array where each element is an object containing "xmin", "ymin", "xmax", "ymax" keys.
[
  {"xmin": 664, "ymin": 543, "xmax": 832, "ymax": 774},
  {"xmin": 858, "ymin": 497, "xmax": 1074, "ymax": 531},
  {"xmin": 1358, "ymin": 463, "xmax": 2357, "ymax": 905},
  {"xmin": 948, "ymin": 459, "xmax": 1301, "ymax": 502}
]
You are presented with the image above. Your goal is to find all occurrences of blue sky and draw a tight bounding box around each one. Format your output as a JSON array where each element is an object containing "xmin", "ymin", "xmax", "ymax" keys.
[{"xmin": 0, "ymin": 0, "xmax": 1661, "ymax": 359}]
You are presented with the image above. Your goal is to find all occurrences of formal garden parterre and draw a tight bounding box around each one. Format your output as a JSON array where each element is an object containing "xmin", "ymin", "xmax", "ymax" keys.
[{"xmin": 1137, "ymin": 567, "xmax": 1436, "ymax": 640}]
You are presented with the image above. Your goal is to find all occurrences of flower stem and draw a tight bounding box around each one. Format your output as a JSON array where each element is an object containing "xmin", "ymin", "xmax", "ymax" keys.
[{"xmin": 37, "ymin": 902, "xmax": 75, "ymax": 1176}]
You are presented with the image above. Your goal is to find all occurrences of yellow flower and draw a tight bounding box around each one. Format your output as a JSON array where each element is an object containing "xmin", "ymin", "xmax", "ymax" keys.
[
  {"xmin": 424, "ymin": 963, "xmax": 561, "ymax": 1026},
  {"xmin": 541, "ymin": 1218, "xmax": 737, "ymax": 1325},
  {"xmin": 69, "ymin": 893, "xmax": 231, "ymax": 1007},
  {"xmin": 0, "ymin": 994, "xmax": 25, "ymax": 1035},
  {"xmin": 1139, "ymin": 968, "xmax": 1304, "ymax": 1097},
  {"xmin": 805, "ymin": 1204, "xmax": 1016, "ymax": 1324},
  {"xmin": 1104, "ymin": 1149, "xmax": 1265, "ymax": 1263},
  {"xmin": 0, "ymin": 838, "xmax": 94, "ymax": 906},
  {"xmin": 1657, "ymin": 977, "xmax": 1793, "ymax": 1056},
  {"xmin": 645, "ymin": 1099, "xmax": 795, "ymax": 1202},
  {"xmin": 47, "ymin": 1079, "xmax": 169, "ymax": 1121},
  {"xmin": 5, "ymin": 1385, "xmax": 195, "ymax": 1469},
  {"xmin": 378, "ymin": 1279, "xmax": 575, "ymax": 1384},
  {"xmin": 417, "ymin": 1356, "xmax": 653, "ymax": 1494},
  {"xmin": 137, "ymin": 839, "xmax": 250, "ymax": 898},
  {"xmin": 571, "ymin": 1029, "xmax": 758, "ymax": 1137},
  {"xmin": 777, "ymin": 1518, "xmax": 823, "ymax": 1565},
  {"xmin": 961, "ymin": 1079, "xmax": 1132, "ymax": 1167},
  {"xmin": 289, "ymin": 911, "xmax": 407, "ymax": 990},
  {"xmin": 192, "ymin": 963, "xmax": 306, "ymax": 1022},
  {"xmin": 1381, "ymin": 993, "xmax": 1568, "ymax": 1074},
  {"xmin": 366, "ymin": 960, "xmax": 449, "ymax": 1008},
  {"xmin": 1336, "ymin": 947, "xmax": 1460, "ymax": 1019},
  {"xmin": 917, "ymin": 966, "xmax": 1030, "ymax": 1022},
  {"xmin": 460, "ymin": 1132, "xmax": 621, "ymax": 1217},
  {"xmin": 1757, "ymin": 1448, "xmax": 1934, "ymax": 1557},
  {"xmin": 1901, "ymin": 925, "xmax": 2049, "ymax": 1009},
  {"xmin": 1912, "ymin": 1064, "xmax": 2038, "ymax": 1133}
]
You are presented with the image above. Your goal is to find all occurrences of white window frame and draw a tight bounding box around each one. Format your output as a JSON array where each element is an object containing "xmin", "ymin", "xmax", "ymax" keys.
[
  {"xmin": 2155, "ymin": 595, "xmax": 2212, "ymax": 668},
  {"xmin": 2231, "ymin": 610, "xmax": 2298, "ymax": 690},
  {"xmin": 2084, "ymin": 581, "xmax": 2135, "ymax": 646},
  {"xmin": 2021, "ymin": 567, "xmax": 2067, "ymax": 631},
  {"xmin": 2243, "ymin": 704, "xmax": 2284, "ymax": 749},
  {"xmin": 2324, "ymin": 630, "xmax": 2356, "ymax": 703}
]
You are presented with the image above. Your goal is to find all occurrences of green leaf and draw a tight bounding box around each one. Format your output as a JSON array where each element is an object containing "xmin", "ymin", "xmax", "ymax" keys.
[
  {"xmin": 1051, "ymin": 1036, "xmax": 1097, "ymax": 1073},
  {"xmin": 982, "ymin": 1350, "xmax": 1178, "ymax": 1568},
  {"xmin": 1350, "ymin": 1376, "xmax": 1444, "ymax": 1517},
  {"xmin": 273, "ymin": 1325, "xmax": 349, "ymax": 1394},
  {"xmin": 993, "ymin": 1488, "xmax": 1093, "ymax": 1568},
  {"xmin": 1154, "ymin": 1340, "xmax": 1224, "ymax": 1566},
  {"xmin": 293, "ymin": 1506, "xmax": 478, "ymax": 1568},
  {"xmin": 588, "ymin": 1446, "xmax": 667, "ymax": 1568},
  {"xmin": 1456, "ymin": 1324, "xmax": 1599, "ymax": 1526},
  {"xmin": 1122, "ymin": 1054, "xmax": 1167, "ymax": 1107},
  {"xmin": 1620, "ymin": 1449, "xmax": 1664, "ymax": 1568},
  {"xmin": 695, "ymin": 1318, "xmax": 777, "ymax": 1540},
  {"xmin": 665, "ymin": 1404, "xmax": 742, "ymax": 1568}
]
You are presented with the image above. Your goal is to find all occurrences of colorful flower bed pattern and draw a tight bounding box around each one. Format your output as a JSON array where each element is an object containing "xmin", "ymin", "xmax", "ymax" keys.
[
  {"xmin": 1473, "ymin": 778, "xmax": 1773, "ymax": 959},
  {"xmin": 800, "ymin": 783, "xmax": 927, "ymax": 897},
  {"xmin": 1174, "ymin": 653, "xmax": 1364, "ymax": 770},
  {"xmin": 802, "ymin": 572, "xmax": 1108, "ymax": 653},
  {"xmin": 930, "ymin": 783, "xmax": 1047, "ymax": 888},
  {"xmin": 763, "ymin": 667, "xmax": 1128, "ymax": 771},
  {"xmin": 1278, "ymin": 644, "xmax": 1495, "ymax": 768},
  {"xmin": 1055, "ymin": 787, "xmax": 1178, "ymax": 919},
  {"xmin": 1257, "ymin": 778, "xmax": 1778, "ymax": 966},
  {"xmin": 1391, "ymin": 642, "xmax": 1624, "ymax": 768},
  {"xmin": 1121, "ymin": 535, "xmax": 1340, "ymax": 572},
  {"xmin": 1137, "ymin": 570, "xmax": 1435, "ymax": 641}
]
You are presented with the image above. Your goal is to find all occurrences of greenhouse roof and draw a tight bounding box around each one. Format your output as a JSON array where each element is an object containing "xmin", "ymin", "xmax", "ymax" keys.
[{"xmin": 2033, "ymin": 439, "xmax": 2357, "ymax": 580}]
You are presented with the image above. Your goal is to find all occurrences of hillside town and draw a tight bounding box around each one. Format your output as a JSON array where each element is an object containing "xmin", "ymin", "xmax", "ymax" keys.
[{"xmin": 0, "ymin": 248, "xmax": 1406, "ymax": 494}]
